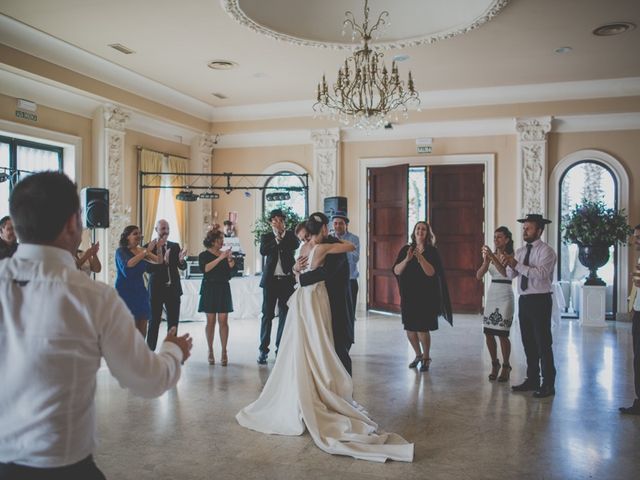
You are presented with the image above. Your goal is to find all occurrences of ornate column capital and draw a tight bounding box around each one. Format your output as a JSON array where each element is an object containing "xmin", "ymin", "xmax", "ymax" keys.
[
  {"xmin": 102, "ymin": 104, "xmax": 131, "ymax": 132},
  {"xmin": 311, "ymin": 129, "xmax": 340, "ymax": 150},
  {"xmin": 191, "ymin": 133, "xmax": 217, "ymax": 236},
  {"xmin": 515, "ymin": 117, "xmax": 552, "ymax": 142}
]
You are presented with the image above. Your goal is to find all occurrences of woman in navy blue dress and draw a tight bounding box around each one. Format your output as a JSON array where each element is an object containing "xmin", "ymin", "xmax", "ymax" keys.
[{"xmin": 115, "ymin": 225, "xmax": 160, "ymax": 337}]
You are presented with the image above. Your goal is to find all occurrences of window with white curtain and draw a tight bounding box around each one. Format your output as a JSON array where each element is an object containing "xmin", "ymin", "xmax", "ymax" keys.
[
  {"xmin": 152, "ymin": 173, "xmax": 182, "ymax": 246},
  {"xmin": 0, "ymin": 135, "xmax": 64, "ymax": 219}
]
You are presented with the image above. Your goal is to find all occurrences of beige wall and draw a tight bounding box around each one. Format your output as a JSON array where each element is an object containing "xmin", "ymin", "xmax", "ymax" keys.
[
  {"xmin": 0, "ymin": 92, "xmax": 93, "ymax": 184},
  {"xmin": 207, "ymin": 144, "xmax": 313, "ymax": 270}
]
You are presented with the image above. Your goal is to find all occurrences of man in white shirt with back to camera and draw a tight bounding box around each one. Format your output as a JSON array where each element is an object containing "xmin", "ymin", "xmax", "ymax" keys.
[{"xmin": 0, "ymin": 172, "xmax": 193, "ymax": 479}]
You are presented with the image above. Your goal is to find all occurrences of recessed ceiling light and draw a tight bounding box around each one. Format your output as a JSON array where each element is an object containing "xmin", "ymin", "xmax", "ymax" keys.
[
  {"xmin": 555, "ymin": 46, "xmax": 572, "ymax": 54},
  {"xmin": 211, "ymin": 92, "xmax": 228, "ymax": 100},
  {"xmin": 393, "ymin": 54, "xmax": 410, "ymax": 62},
  {"xmin": 592, "ymin": 22, "xmax": 636, "ymax": 36},
  {"xmin": 207, "ymin": 60, "xmax": 237, "ymax": 70},
  {"xmin": 108, "ymin": 43, "xmax": 135, "ymax": 54}
]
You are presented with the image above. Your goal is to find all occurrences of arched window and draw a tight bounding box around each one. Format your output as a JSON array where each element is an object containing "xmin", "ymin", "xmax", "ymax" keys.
[
  {"xmin": 262, "ymin": 171, "xmax": 308, "ymax": 219},
  {"xmin": 558, "ymin": 160, "xmax": 618, "ymax": 316}
]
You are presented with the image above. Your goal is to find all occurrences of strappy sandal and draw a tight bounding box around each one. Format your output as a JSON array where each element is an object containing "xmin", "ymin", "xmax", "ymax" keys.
[
  {"xmin": 408, "ymin": 356, "xmax": 422, "ymax": 368},
  {"xmin": 419, "ymin": 357, "xmax": 432, "ymax": 372},
  {"xmin": 489, "ymin": 359, "xmax": 501, "ymax": 381},
  {"xmin": 221, "ymin": 351, "xmax": 228, "ymax": 367},
  {"xmin": 498, "ymin": 363, "xmax": 512, "ymax": 382},
  {"xmin": 208, "ymin": 351, "xmax": 215, "ymax": 365}
]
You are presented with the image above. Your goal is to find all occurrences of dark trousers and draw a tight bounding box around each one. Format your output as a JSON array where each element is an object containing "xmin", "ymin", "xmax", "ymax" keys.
[
  {"xmin": 350, "ymin": 279, "xmax": 359, "ymax": 320},
  {"xmin": 260, "ymin": 278, "xmax": 295, "ymax": 354},
  {"xmin": 146, "ymin": 285, "xmax": 181, "ymax": 351},
  {"xmin": 633, "ymin": 310, "xmax": 640, "ymax": 399},
  {"xmin": 334, "ymin": 337, "xmax": 352, "ymax": 376},
  {"xmin": 519, "ymin": 293, "xmax": 556, "ymax": 386},
  {"xmin": 0, "ymin": 455, "xmax": 105, "ymax": 480}
]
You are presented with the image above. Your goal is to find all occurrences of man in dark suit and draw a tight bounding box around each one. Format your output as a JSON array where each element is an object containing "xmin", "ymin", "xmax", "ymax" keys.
[
  {"xmin": 295, "ymin": 212, "xmax": 354, "ymax": 375},
  {"xmin": 257, "ymin": 209, "xmax": 299, "ymax": 364},
  {"xmin": 145, "ymin": 219, "xmax": 187, "ymax": 351}
]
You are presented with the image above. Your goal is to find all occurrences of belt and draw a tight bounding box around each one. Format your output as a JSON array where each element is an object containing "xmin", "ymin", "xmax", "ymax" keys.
[{"xmin": 492, "ymin": 279, "xmax": 512, "ymax": 284}]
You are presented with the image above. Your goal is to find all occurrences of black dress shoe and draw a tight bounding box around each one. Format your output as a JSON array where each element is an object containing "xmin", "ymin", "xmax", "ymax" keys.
[
  {"xmin": 619, "ymin": 399, "xmax": 640, "ymax": 415},
  {"xmin": 257, "ymin": 352, "xmax": 268, "ymax": 365},
  {"xmin": 511, "ymin": 379, "xmax": 540, "ymax": 392},
  {"xmin": 533, "ymin": 385, "xmax": 555, "ymax": 398}
]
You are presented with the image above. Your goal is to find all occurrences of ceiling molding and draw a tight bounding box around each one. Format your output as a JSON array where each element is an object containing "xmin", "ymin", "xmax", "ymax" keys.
[
  {"xmin": 0, "ymin": 14, "xmax": 214, "ymax": 121},
  {"xmin": 222, "ymin": 0, "xmax": 510, "ymax": 51},
  {"xmin": 0, "ymin": 64, "xmax": 204, "ymax": 146}
]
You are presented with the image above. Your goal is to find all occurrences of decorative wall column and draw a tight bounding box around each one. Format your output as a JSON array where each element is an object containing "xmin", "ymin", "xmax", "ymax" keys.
[
  {"xmin": 310, "ymin": 128, "xmax": 340, "ymax": 210},
  {"xmin": 93, "ymin": 104, "xmax": 131, "ymax": 283},
  {"xmin": 191, "ymin": 133, "xmax": 216, "ymax": 237},
  {"xmin": 515, "ymin": 117, "xmax": 552, "ymax": 219}
]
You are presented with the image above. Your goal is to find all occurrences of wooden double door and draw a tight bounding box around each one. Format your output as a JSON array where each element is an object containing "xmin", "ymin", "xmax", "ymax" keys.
[{"xmin": 368, "ymin": 164, "xmax": 485, "ymax": 313}]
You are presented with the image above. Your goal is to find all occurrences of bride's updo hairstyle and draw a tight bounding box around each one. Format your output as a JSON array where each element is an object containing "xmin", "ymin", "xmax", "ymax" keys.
[{"xmin": 305, "ymin": 212, "xmax": 328, "ymax": 237}]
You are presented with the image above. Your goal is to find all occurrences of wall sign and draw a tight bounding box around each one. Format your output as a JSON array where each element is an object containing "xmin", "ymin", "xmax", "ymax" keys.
[{"xmin": 16, "ymin": 110, "xmax": 38, "ymax": 122}]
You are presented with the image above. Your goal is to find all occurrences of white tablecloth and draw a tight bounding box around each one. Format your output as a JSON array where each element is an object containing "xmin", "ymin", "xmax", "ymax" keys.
[{"xmin": 181, "ymin": 275, "xmax": 262, "ymax": 321}]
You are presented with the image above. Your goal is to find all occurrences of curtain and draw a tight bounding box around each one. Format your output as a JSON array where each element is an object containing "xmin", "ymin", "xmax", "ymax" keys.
[
  {"xmin": 140, "ymin": 149, "xmax": 164, "ymax": 240},
  {"xmin": 167, "ymin": 155, "xmax": 188, "ymax": 247}
]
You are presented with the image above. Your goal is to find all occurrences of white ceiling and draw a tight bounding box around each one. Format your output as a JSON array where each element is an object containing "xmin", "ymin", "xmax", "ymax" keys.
[{"xmin": 0, "ymin": 0, "xmax": 639, "ymax": 115}]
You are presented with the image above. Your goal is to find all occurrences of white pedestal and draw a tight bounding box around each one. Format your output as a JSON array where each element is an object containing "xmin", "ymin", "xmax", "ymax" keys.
[{"xmin": 579, "ymin": 285, "xmax": 607, "ymax": 327}]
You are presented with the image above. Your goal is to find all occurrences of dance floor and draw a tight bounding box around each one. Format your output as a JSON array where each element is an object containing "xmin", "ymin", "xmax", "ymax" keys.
[{"xmin": 94, "ymin": 312, "xmax": 639, "ymax": 479}]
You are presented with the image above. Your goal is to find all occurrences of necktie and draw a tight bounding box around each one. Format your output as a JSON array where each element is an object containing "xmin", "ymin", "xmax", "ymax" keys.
[{"xmin": 520, "ymin": 243, "xmax": 533, "ymax": 291}]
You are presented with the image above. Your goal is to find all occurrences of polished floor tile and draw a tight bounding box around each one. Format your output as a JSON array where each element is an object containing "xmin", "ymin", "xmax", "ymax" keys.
[{"xmin": 94, "ymin": 313, "xmax": 639, "ymax": 479}]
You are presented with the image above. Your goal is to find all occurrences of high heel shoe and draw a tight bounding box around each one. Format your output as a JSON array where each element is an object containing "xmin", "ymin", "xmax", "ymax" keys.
[
  {"xmin": 419, "ymin": 357, "xmax": 432, "ymax": 372},
  {"xmin": 489, "ymin": 359, "xmax": 501, "ymax": 381},
  {"xmin": 208, "ymin": 351, "xmax": 215, "ymax": 365},
  {"xmin": 498, "ymin": 363, "xmax": 512, "ymax": 382},
  {"xmin": 408, "ymin": 356, "xmax": 422, "ymax": 368},
  {"xmin": 221, "ymin": 351, "xmax": 228, "ymax": 367}
]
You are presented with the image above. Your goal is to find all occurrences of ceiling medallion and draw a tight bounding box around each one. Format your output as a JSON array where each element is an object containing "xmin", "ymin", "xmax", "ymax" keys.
[
  {"xmin": 222, "ymin": 0, "xmax": 511, "ymax": 51},
  {"xmin": 314, "ymin": 0, "xmax": 419, "ymax": 129}
]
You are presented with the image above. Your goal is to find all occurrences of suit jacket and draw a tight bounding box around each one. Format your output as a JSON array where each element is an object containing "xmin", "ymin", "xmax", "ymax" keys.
[
  {"xmin": 259, "ymin": 230, "xmax": 299, "ymax": 288},
  {"xmin": 144, "ymin": 240, "xmax": 187, "ymax": 295},
  {"xmin": 299, "ymin": 236, "xmax": 354, "ymax": 345}
]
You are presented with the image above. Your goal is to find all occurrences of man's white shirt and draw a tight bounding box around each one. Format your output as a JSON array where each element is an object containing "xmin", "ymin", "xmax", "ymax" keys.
[{"xmin": 0, "ymin": 244, "xmax": 183, "ymax": 468}]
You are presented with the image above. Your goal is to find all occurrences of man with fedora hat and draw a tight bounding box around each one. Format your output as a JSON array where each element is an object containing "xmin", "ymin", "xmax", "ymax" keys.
[
  {"xmin": 331, "ymin": 212, "xmax": 360, "ymax": 319},
  {"xmin": 501, "ymin": 214, "xmax": 557, "ymax": 398},
  {"xmin": 257, "ymin": 208, "xmax": 299, "ymax": 364}
]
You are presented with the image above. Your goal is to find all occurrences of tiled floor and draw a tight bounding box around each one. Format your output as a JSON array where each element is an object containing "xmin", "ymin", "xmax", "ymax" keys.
[{"xmin": 94, "ymin": 312, "xmax": 639, "ymax": 479}]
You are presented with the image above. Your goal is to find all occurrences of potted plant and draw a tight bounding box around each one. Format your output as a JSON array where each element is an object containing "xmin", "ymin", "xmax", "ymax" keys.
[
  {"xmin": 562, "ymin": 200, "xmax": 632, "ymax": 285},
  {"xmin": 251, "ymin": 205, "xmax": 303, "ymax": 245}
]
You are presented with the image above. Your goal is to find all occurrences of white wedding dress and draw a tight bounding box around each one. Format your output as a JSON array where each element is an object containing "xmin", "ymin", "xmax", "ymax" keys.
[{"xmin": 236, "ymin": 246, "xmax": 414, "ymax": 463}]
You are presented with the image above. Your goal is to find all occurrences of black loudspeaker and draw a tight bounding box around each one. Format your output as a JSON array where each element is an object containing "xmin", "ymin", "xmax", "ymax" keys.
[
  {"xmin": 81, "ymin": 188, "xmax": 109, "ymax": 229},
  {"xmin": 323, "ymin": 196, "xmax": 348, "ymax": 217}
]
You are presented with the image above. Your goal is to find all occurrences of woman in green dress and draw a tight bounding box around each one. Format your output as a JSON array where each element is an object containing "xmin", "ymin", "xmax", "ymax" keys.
[{"xmin": 199, "ymin": 229, "xmax": 235, "ymax": 366}]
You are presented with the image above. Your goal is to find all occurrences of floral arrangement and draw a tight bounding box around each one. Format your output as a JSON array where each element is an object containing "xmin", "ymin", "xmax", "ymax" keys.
[
  {"xmin": 251, "ymin": 205, "xmax": 303, "ymax": 245},
  {"xmin": 562, "ymin": 200, "xmax": 632, "ymax": 246}
]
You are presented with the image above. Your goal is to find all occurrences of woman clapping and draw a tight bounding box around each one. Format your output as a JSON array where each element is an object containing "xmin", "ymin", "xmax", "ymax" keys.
[{"xmin": 198, "ymin": 230, "xmax": 235, "ymax": 366}]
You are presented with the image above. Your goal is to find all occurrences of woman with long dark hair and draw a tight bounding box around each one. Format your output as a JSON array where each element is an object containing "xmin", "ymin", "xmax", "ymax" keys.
[
  {"xmin": 476, "ymin": 226, "xmax": 515, "ymax": 382},
  {"xmin": 115, "ymin": 225, "xmax": 159, "ymax": 337},
  {"xmin": 198, "ymin": 229, "xmax": 235, "ymax": 366},
  {"xmin": 393, "ymin": 221, "xmax": 452, "ymax": 372}
]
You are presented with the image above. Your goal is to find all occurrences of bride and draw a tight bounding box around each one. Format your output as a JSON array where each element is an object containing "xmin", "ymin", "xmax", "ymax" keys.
[{"xmin": 236, "ymin": 215, "xmax": 414, "ymax": 463}]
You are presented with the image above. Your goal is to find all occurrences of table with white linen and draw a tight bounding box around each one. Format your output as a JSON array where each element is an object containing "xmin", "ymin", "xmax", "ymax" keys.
[{"xmin": 181, "ymin": 275, "xmax": 262, "ymax": 321}]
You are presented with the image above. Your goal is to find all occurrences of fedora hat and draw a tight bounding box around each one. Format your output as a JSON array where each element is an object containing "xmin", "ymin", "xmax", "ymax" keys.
[{"xmin": 517, "ymin": 213, "xmax": 551, "ymax": 225}]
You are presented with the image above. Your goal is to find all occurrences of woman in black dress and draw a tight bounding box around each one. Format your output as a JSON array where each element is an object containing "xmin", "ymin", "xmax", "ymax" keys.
[
  {"xmin": 393, "ymin": 221, "xmax": 452, "ymax": 372},
  {"xmin": 199, "ymin": 229, "xmax": 235, "ymax": 366}
]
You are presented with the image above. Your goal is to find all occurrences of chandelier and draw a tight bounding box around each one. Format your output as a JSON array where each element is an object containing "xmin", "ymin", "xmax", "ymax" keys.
[{"xmin": 313, "ymin": 0, "xmax": 420, "ymax": 129}]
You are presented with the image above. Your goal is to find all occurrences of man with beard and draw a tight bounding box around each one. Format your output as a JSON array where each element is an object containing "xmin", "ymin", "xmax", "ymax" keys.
[
  {"xmin": 501, "ymin": 214, "xmax": 557, "ymax": 398},
  {"xmin": 145, "ymin": 219, "xmax": 188, "ymax": 351}
]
